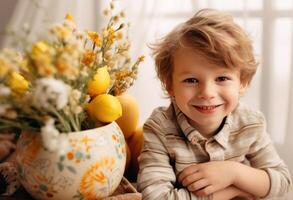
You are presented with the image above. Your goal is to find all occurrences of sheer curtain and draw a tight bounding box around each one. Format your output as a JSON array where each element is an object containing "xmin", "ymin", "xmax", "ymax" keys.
[
  {"xmin": 1, "ymin": 0, "xmax": 104, "ymax": 48},
  {"xmin": 2, "ymin": 0, "xmax": 293, "ymax": 174}
]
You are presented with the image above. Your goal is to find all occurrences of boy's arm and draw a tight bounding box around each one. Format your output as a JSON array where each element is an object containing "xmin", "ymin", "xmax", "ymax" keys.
[
  {"xmin": 178, "ymin": 161, "xmax": 264, "ymax": 197},
  {"xmin": 179, "ymin": 123, "xmax": 292, "ymax": 198},
  {"xmin": 243, "ymin": 127, "xmax": 292, "ymax": 198},
  {"xmin": 212, "ymin": 186, "xmax": 254, "ymax": 200},
  {"xmin": 231, "ymin": 162, "xmax": 270, "ymax": 197}
]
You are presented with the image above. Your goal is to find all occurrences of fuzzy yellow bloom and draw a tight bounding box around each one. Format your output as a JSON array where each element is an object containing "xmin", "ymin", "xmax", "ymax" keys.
[
  {"xmin": 52, "ymin": 26, "xmax": 71, "ymax": 40},
  {"xmin": 120, "ymin": 11, "xmax": 125, "ymax": 18},
  {"xmin": 113, "ymin": 15, "xmax": 119, "ymax": 23},
  {"xmin": 116, "ymin": 32, "xmax": 123, "ymax": 40},
  {"xmin": 82, "ymin": 50, "xmax": 95, "ymax": 65},
  {"xmin": 87, "ymin": 31, "xmax": 102, "ymax": 47},
  {"xmin": 8, "ymin": 72, "xmax": 29, "ymax": 95},
  {"xmin": 32, "ymin": 41, "xmax": 49, "ymax": 56},
  {"xmin": 103, "ymin": 9, "xmax": 109, "ymax": 16},
  {"xmin": 56, "ymin": 57, "xmax": 69, "ymax": 73},
  {"xmin": 31, "ymin": 41, "xmax": 56, "ymax": 76},
  {"xmin": 65, "ymin": 13, "xmax": 74, "ymax": 21},
  {"xmin": 0, "ymin": 60, "xmax": 9, "ymax": 78},
  {"xmin": 20, "ymin": 59, "xmax": 29, "ymax": 73},
  {"xmin": 138, "ymin": 55, "xmax": 145, "ymax": 62},
  {"xmin": 107, "ymin": 28, "xmax": 116, "ymax": 45}
]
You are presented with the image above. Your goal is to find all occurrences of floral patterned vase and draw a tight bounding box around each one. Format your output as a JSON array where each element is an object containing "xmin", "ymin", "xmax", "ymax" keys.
[{"xmin": 15, "ymin": 122, "xmax": 126, "ymax": 200}]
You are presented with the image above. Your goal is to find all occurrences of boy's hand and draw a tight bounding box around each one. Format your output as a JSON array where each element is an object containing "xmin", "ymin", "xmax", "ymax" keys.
[{"xmin": 178, "ymin": 161, "xmax": 236, "ymax": 196}]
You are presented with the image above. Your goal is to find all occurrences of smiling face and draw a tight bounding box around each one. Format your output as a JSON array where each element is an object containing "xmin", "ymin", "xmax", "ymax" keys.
[{"xmin": 169, "ymin": 48, "xmax": 247, "ymax": 136}]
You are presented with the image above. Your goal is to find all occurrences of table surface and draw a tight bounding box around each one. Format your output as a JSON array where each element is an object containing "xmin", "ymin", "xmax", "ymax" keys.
[
  {"xmin": 0, "ymin": 188, "xmax": 34, "ymax": 200},
  {"xmin": 1, "ymin": 186, "xmax": 292, "ymax": 200}
]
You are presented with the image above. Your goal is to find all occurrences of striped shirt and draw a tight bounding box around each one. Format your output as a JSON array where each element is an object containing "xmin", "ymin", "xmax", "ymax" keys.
[{"xmin": 137, "ymin": 102, "xmax": 292, "ymax": 200}]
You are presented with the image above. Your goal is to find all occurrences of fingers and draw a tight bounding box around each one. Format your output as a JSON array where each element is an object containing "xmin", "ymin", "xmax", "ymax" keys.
[
  {"xmin": 194, "ymin": 185, "xmax": 215, "ymax": 196},
  {"xmin": 187, "ymin": 178, "xmax": 209, "ymax": 192},
  {"xmin": 178, "ymin": 164, "xmax": 199, "ymax": 183},
  {"xmin": 181, "ymin": 171, "xmax": 202, "ymax": 187},
  {"xmin": 178, "ymin": 164, "xmax": 208, "ymax": 193}
]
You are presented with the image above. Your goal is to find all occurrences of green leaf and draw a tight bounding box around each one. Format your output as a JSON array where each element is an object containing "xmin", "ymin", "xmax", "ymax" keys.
[
  {"xmin": 67, "ymin": 165, "xmax": 77, "ymax": 174},
  {"xmin": 57, "ymin": 162, "xmax": 64, "ymax": 171}
]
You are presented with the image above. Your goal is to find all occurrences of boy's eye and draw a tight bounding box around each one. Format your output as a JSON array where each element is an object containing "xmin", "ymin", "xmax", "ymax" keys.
[
  {"xmin": 183, "ymin": 78, "xmax": 198, "ymax": 83},
  {"xmin": 216, "ymin": 76, "xmax": 230, "ymax": 82}
]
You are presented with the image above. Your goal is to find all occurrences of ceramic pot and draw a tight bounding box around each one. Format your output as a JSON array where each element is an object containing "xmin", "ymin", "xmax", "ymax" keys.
[{"xmin": 15, "ymin": 122, "xmax": 126, "ymax": 200}]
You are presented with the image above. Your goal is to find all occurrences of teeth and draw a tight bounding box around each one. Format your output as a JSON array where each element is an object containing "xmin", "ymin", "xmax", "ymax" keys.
[{"xmin": 200, "ymin": 106, "xmax": 215, "ymax": 110}]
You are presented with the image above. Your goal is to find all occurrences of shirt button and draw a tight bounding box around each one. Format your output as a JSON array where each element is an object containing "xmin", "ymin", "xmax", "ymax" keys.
[{"xmin": 190, "ymin": 137, "xmax": 198, "ymax": 144}]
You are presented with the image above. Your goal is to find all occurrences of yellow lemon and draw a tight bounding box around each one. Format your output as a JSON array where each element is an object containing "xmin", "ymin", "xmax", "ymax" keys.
[
  {"xmin": 87, "ymin": 94, "xmax": 122, "ymax": 123},
  {"xmin": 116, "ymin": 94, "xmax": 139, "ymax": 139},
  {"xmin": 87, "ymin": 66, "xmax": 110, "ymax": 97},
  {"xmin": 8, "ymin": 72, "xmax": 29, "ymax": 95}
]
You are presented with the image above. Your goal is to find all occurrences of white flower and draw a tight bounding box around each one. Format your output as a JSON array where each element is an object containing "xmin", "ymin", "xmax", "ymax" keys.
[
  {"xmin": 33, "ymin": 77, "xmax": 70, "ymax": 110},
  {"xmin": 41, "ymin": 118, "xmax": 60, "ymax": 152},
  {"xmin": 69, "ymin": 89, "xmax": 83, "ymax": 114},
  {"xmin": 41, "ymin": 118, "xmax": 70, "ymax": 154}
]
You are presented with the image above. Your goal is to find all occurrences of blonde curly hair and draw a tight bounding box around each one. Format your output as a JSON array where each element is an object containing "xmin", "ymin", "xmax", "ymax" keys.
[{"xmin": 151, "ymin": 9, "xmax": 258, "ymax": 93}]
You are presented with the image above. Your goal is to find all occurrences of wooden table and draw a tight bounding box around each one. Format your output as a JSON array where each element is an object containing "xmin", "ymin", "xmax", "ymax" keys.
[{"xmin": 0, "ymin": 188, "xmax": 34, "ymax": 200}]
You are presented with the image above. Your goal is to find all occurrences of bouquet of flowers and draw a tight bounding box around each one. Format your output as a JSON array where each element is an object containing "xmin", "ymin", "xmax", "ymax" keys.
[{"xmin": 0, "ymin": 2, "xmax": 144, "ymax": 152}]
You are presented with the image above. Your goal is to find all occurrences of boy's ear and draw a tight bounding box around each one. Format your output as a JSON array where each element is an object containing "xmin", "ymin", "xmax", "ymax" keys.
[
  {"xmin": 239, "ymin": 83, "xmax": 248, "ymax": 95},
  {"xmin": 167, "ymin": 87, "xmax": 174, "ymax": 97}
]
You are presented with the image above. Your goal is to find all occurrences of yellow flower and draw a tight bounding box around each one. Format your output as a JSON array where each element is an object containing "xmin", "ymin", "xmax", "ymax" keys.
[
  {"xmin": 82, "ymin": 50, "xmax": 95, "ymax": 66},
  {"xmin": 32, "ymin": 41, "xmax": 49, "ymax": 56},
  {"xmin": 116, "ymin": 32, "xmax": 123, "ymax": 40},
  {"xmin": 20, "ymin": 59, "xmax": 29, "ymax": 73},
  {"xmin": 8, "ymin": 72, "xmax": 29, "ymax": 95},
  {"xmin": 65, "ymin": 13, "xmax": 74, "ymax": 21},
  {"xmin": 55, "ymin": 26, "xmax": 71, "ymax": 40},
  {"xmin": 103, "ymin": 9, "xmax": 109, "ymax": 16},
  {"xmin": 138, "ymin": 55, "xmax": 145, "ymax": 62},
  {"xmin": 106, "ymin": 27, "xmax": 116, "ymax": 45},
  {"xmin": 120, "ymin": 11, "xmax": 125, "ymax": 18},
  {"xmin": 31, "ymin": 41, "xmax": 56, "ymax": 76},
  {"xmin": 113, "ymin": 15, "xmax": 119, "ymax": 23},
  {"xmin": 87, "ymin": 31, "xmax": 102, "ymax": 47},
  {"xmin": 87, "ymin": 66, "xmax": 110, "ymax": 97},
  {"xmin": 56, "ymin": 57, "xmax": 69, "ymax": 73},
  {"xmin": 0, "ymin": 59, "xmax": 10, "ymax": 78}
]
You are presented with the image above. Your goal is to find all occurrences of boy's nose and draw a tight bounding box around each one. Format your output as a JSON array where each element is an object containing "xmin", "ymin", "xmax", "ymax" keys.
[{"xmin": 197, "ymin": 83, "xmax": 215, "ymax": 100}]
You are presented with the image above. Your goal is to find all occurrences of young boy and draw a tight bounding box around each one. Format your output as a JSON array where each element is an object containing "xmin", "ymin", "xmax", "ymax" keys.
[{"xmin": 137, "ymin": 9, "xmax": 292, "ymax": 200}]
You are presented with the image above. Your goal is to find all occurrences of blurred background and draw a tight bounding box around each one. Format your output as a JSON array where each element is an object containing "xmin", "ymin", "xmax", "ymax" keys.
[{"xmin": 0, "ymin": 0, "xmax": 292, "ymax": 178}]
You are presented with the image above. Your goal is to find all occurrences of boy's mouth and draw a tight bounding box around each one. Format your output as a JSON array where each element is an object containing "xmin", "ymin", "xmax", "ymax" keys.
[{"xmin": 193, "ymin": 104, "xmax": 222, "ymax": 113}]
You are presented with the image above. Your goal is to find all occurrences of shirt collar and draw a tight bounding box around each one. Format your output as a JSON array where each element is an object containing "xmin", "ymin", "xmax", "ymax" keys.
[{"xmin": 172, "ymin": 100, "xmax": 232, "ymax": 149}]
